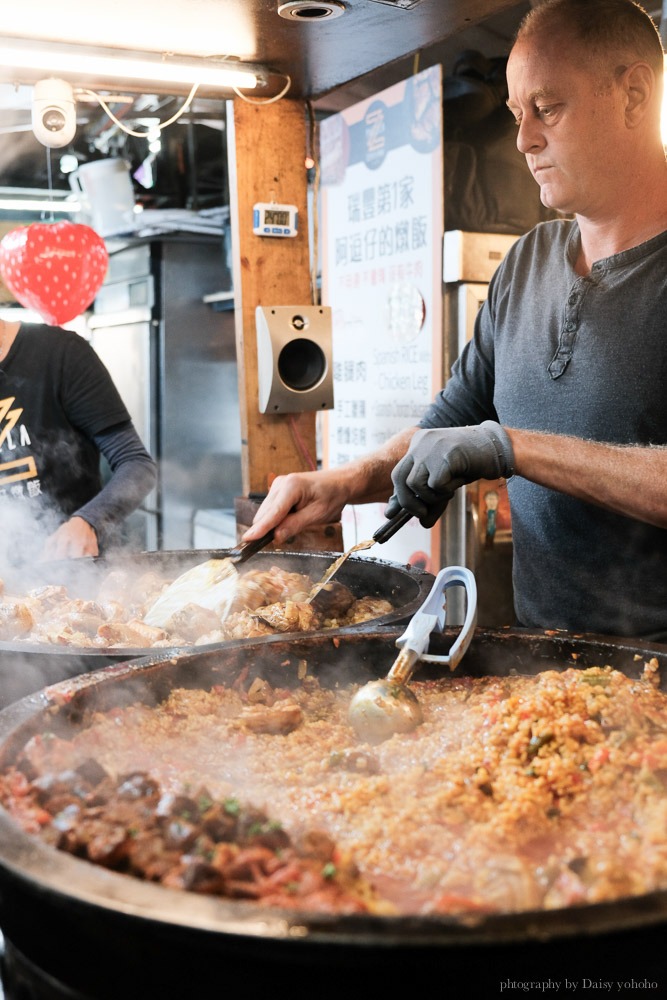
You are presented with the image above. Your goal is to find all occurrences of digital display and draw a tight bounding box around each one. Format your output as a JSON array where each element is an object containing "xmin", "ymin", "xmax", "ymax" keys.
[
  {"xmin": 263, "ymin": 209, "xmax": 291, "ymax": 226},
  {"xmin": 253, "ymin": 203, "xmax": 297, "ymax": 237}
]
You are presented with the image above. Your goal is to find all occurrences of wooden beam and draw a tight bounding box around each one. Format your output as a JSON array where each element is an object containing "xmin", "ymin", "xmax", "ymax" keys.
[{"xmin": 227, "ymin": 96, "xmax": 343, "ymax": 551}]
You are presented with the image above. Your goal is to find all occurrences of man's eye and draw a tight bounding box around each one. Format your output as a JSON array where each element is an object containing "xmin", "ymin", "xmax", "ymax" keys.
[{"xmin": 537, "ymin": 106, "xmax": 556, "ymax": 119}]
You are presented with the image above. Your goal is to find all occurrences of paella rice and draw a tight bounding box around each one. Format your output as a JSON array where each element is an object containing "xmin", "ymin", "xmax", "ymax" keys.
[{"xmin": 2, "ymin": 657, "xmax": 667, "ymax": 916}]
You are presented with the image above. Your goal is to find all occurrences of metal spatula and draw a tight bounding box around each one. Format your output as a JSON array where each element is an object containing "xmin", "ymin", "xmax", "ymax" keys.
[
  {"xmin": 307, "ymin": 508, "xmax": 414, "ymax": 604},
  {"xmin": 142, "ymin": 530, "xmax": 275, "ymax": 628}
]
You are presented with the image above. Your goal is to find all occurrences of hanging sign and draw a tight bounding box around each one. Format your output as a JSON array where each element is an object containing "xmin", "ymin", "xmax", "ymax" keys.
[{"xmin": 320, "ymin": 66, "xmax": 444, "ymax": 573}]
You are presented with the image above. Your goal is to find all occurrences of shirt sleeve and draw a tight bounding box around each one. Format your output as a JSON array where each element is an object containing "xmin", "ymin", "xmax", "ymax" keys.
[
  {"xmin": 419, "ymin": 289, "xmax": 500, "ymax": 430},
  {"xmin": 74, "ymin": 421, "xmax": 157, "ymax": 544}
]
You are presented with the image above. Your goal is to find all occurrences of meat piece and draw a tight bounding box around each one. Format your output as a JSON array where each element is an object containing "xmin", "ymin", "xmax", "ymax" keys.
[
  {"xmin": 163, "ymin": 604, "xmax": 224, "ymax": 642},
  {"xmin": 309, "ymin": 580, "xmax": 356, "ymax": 618},
  {"xmin": 231, "ymin": 568, "xmax": 311, "ymax": 612},
  {"xmin": 254, "ymin": 600, "xmax": 322, "ymax": 634},
  {"xmin": 97, "ymin": 619, "xmax": 168, "ymax": 647},
  {"xmin": 219, "ymin": 611, "xmax": 275, "ymax": 640},
  {"xmin": 0, "ymin": 601, "xmax": 34, "ymax": 640},
  {"xmin": 26, "ymin": 585, "xmax": 69, "ymax": 607},
  {"xmin": 344, "ymin": 597, "xmax": 393, "ymax": 624},
  {"xmin": 237, "ymin": 700, "xmax": 304, "ymax": 734}
]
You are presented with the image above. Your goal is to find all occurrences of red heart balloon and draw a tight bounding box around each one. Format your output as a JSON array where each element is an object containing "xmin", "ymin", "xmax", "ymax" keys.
[{"xmin": 0, "ymin": 221, "xmax": 109, "ymax": 326}]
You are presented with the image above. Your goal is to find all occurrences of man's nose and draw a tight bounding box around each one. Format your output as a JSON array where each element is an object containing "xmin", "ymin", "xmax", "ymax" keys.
[{"xmin": 516, "ymin": 117, "xmax": 545, "ymax": 155}]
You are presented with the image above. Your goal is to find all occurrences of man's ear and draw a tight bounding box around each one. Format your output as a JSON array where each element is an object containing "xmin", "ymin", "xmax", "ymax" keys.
[{"xmin": 621, "ymin": 61, "xmax": 656, "ymax": 127}]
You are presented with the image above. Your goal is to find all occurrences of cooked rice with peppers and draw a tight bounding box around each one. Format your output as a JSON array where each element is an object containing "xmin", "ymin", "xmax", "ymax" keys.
[{"xmin": 2, "ymin": 657, "xmax": 667, "ymax": 916}]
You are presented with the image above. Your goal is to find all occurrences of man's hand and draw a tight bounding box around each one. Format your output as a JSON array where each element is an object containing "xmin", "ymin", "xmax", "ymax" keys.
[
  {"xmin": 40, "ymin": 516, "xmax": 100, "ymax": 561},
  {"xmin": 242, "ymin": 470, "xmax": 349, "ymax": 545},
  {"xmin": 386, "ymin": 421, "xmax": 514, "ymax": 527}
]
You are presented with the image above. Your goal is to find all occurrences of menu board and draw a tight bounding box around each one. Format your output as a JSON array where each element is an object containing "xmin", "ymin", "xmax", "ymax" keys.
[{"xmin": 320, "ymin": 66, "xmax": 443, "ymax": 572}]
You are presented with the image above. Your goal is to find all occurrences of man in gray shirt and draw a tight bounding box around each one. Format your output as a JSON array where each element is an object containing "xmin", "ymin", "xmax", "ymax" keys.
[{"xmin": 243, "ymin": 0, "xmax": 667, "ymax": 640}]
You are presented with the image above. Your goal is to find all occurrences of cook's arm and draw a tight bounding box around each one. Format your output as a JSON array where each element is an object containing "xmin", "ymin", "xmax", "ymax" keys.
[
  {"xmin": 243, "ymin": 426, "xmax": 418, "ymax": 545},
  {"xmin": 508, "ymin": 428, "xmax": 667, "ymax": 529},
  {"xmin": 41, "ymin": 422, "xmax": 157, "ymax": 560}
]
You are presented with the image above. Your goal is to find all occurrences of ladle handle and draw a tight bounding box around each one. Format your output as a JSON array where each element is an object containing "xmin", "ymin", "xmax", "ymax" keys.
[{"xmin": 394, "ymin": 566, "xmax": 477, "ymax": 672}]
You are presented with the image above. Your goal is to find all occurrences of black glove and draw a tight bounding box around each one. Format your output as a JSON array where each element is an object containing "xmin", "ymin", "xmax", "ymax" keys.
[{"xmin": 385, "ymin": 421, "xmax": 514, "ymax": 528}]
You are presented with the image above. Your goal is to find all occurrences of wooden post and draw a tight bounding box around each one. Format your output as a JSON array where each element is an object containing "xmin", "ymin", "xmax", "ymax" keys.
[{"xmin": 227, "ymin": 97, "xmax": 343, "ymax": 552}]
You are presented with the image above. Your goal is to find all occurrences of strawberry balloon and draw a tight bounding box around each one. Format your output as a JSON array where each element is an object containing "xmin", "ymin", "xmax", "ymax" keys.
[{"xmin": 0, "ymin": 221, "xmax": 109, "ymax": 326}]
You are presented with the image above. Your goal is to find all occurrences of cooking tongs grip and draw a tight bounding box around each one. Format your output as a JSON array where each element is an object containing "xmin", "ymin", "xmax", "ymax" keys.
[
  {"xmin": 372, "ymin": 508, "xmax": 414, "ymax": 545},
  {"xmin": 226, "ymin": 529, "xmax": 275, "ymax": 566},
  {"xmin": 393, "ymin": 565, "xmax": 477, "ymax": 671}
]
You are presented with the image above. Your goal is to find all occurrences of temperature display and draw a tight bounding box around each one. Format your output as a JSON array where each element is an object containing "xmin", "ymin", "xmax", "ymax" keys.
[{"xmin": 253, "ymin": 202, "xmax": 298, "ymax": 238}]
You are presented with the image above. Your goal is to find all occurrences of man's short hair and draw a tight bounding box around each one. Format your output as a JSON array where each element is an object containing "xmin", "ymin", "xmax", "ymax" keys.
[{"xmin": 516, "ymin": 0, "xmax": 664, "ymax": 77}]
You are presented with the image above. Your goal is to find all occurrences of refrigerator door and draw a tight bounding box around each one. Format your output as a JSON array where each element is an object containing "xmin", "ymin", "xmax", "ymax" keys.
[{"xmin": 88, "ymin": 310, "xmax": 159, "ymax": 551}]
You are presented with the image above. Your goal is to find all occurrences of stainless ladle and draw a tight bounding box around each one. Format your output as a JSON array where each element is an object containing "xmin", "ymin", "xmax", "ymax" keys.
[{"xmin": 347, "ymin": 565, "xmax": 477, "ymax": 744}]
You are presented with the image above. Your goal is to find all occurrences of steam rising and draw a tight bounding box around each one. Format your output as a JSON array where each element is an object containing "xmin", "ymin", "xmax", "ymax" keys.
[{"xmin": 0, "ymin": 497, "xmax": 61, "ymax": 580}]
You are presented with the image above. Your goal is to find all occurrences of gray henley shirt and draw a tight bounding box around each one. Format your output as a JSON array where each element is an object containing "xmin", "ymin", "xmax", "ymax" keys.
[{"xmin": 421, "ymin": 219, "xmax": 667, "ymax": 640}]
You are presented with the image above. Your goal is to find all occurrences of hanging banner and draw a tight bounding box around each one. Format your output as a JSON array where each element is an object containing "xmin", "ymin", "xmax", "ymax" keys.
[{"xmin": 320, "ymin": 66, "xmax": 443, "ymax": 573}]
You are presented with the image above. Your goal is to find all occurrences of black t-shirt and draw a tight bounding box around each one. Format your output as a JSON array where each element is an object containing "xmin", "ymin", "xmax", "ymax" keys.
[{"xmin": 0, "ymin": 323, "xmax": 130, "ymax": 523}]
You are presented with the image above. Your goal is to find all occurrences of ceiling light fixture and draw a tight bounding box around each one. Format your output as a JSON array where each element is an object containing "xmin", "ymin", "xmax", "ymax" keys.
[
  {"xmin": 0, "ymin": 196, "xmax": 81, "ymax": 214},
  {"xmin": 277, "ymin": 2, "xmax": 345, "ymax": 20},
  {"xmin": 0, "ymin": 37, "xmax": 266, "ymax": 94}
]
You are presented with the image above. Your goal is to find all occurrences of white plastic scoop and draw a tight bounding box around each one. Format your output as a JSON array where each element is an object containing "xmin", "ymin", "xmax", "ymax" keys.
[{"xmin": 347, "ymin": 565, "xmax": 477, "ymax": 744}]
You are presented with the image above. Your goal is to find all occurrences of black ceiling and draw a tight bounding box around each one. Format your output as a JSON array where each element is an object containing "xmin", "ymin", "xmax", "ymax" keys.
[{"xmin": 0, "ymin": 0, "xmax": 662, "ymax": 207}]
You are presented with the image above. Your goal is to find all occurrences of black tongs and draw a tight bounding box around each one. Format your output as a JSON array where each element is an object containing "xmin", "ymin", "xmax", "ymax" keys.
[
  {"xmin": 307, "ymin": 508, "xmax": 413, "ymax": 603},
  {"xmin": 224, "ymin": 528, "xmax": 276, "ymax": 565}
]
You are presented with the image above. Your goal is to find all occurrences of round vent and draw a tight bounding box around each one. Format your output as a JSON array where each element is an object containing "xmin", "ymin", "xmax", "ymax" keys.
[{"xmin": 277, "ymin": 1, "xmax": 345, "ymax": 19}]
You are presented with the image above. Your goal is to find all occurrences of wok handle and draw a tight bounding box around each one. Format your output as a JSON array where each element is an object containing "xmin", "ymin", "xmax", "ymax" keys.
[
  {"xmin": 372, "ymin": 508, "xmax": 413, "ymax": 544},
  {"xmin": 228, "ymin": 529, "xmax": 276, "ymax": 565}
]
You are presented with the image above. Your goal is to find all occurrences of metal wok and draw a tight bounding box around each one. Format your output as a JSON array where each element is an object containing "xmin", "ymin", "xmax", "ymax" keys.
[
  {"xmin": 0, "ymin": 548, "xmax": 433, "ymax": 708},
  {"xmin": 0, "ymin": 627, "xmax": 666, "ymax": 998}
]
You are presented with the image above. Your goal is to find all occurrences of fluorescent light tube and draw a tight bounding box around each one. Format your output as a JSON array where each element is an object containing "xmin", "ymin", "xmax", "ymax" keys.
[
  {"xmin": 0, "ymin": 38, "xmax": 262, "ymax": 90},
  {"xmin": 0, "ymin": 198, "xmax": 81, "ymax": 213}
]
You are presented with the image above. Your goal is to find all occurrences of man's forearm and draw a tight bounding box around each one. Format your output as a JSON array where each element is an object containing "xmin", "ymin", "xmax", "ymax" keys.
[
  {"xmin": 338, "ymin": 426, "xmax": 419, "ymax": 505},
  {"xmin": 508, "ymin": 427, "xmax": 667, "ymax": 529}
]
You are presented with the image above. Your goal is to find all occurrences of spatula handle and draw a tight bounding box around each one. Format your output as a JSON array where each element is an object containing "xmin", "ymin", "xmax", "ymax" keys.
[{"xmin": 229, "ymin": 529, "xmax": 276, "ymax": 565}]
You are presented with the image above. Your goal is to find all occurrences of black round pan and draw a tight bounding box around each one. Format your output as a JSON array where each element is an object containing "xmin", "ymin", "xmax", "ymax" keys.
[
  {"xmin": 0, "ymin": 548, "xmax": 433, "ymax": 708},
  {"xmin": 0, "ymin": 627, "xmax": 665, "ymax": 998}
]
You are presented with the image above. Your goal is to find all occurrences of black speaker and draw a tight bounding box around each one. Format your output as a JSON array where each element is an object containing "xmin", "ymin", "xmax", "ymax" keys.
[{"xmin": 255, "ymin": 305, "xmax": 334, "ymax": 413}]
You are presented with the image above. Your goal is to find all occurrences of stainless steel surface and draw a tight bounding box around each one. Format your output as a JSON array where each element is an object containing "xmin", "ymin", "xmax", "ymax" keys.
[
  {"xmin": 89, "ymin": 236, "xmax": 242, "ymax": 551},
  {"xmin": 442, "ymin": 238, "xmax": 519, "ymax": 629},
  {"xmin": 443, "ymin": 230, "xmax": 520, "ymax": 283}
]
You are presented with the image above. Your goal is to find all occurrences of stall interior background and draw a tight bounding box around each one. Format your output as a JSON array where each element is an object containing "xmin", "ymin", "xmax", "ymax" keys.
[{"xmin": 0, "ymin": 1, "xmax": 664, "ymax": 626}]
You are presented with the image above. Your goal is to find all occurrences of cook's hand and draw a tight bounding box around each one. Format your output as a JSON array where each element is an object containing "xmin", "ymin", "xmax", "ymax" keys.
[
  {"xmin": 243, "ymin": 471, "xmax": 348, "ymax": 546},
  {"xmin": 40, "ymin": 516, "xmax": 100, "ymax": 561},
  {"xmin": 385, "ymin": 421, "xmax": 514, "ymax": 528}
]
